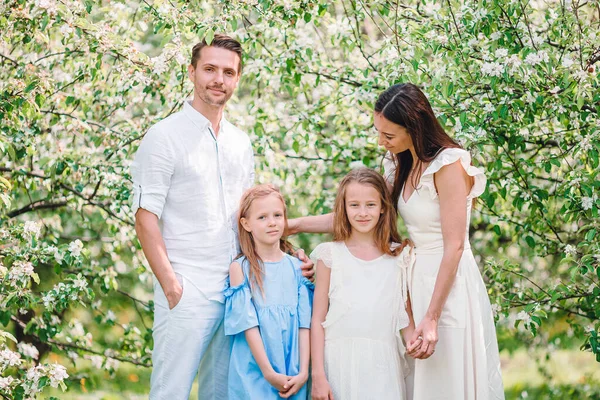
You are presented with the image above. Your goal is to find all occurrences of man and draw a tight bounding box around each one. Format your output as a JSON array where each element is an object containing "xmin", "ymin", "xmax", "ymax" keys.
[{"xmin": 132, "ymin": 35, "xmax": 312, "ymax": 399}]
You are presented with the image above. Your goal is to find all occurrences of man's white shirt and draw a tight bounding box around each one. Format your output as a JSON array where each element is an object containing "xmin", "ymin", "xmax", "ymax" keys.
[{"xmin": 131, "ymin": 100, "xmax": 255, "ymax": 302}]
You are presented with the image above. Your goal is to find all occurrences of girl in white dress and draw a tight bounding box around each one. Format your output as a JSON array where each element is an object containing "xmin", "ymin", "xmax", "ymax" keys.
[{"xmin": 310, "ymin": 168, "xmax": 416, "ymax": 400}]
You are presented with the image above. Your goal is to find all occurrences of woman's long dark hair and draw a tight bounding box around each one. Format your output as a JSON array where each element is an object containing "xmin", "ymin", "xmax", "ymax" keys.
[{"xmin": 375, "ymin": 83, "xmax": 460, "ymax": 209}]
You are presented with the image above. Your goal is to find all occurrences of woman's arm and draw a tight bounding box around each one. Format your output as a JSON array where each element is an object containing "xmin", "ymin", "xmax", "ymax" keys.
[
  {"xmin": 287, "ymin": 214, "xmax": 334, "ymax": 235},
  {"xmin": 411, "ymin": 161, "xmax": 471, "ymax": 359}
]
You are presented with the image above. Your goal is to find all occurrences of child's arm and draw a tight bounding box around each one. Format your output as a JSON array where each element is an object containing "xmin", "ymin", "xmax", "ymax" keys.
[
  {"xmin": 401, "ymin": 291, "xmax": 422, "ymax": 357},
  {"xmin": 245, "ymin": 328, "xmax": 291, "ymax": 392},
  {"xmin": 311, "ymin": 260, "xmax": 335, "ymax": 400},
  {"xmin": 279, "ymin": 328, "xmax": 310, "ymax": 398},
  {"xmin": 228, "ymin": 263, "xmax": 291, "ymax": 393}
]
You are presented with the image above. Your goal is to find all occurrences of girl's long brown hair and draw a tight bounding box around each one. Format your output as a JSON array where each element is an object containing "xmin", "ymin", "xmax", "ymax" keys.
[
  {"xmin": 333, "ymin": 168, "xmax": 405, "ymax": 256},
  {"xmin": 375, "ymin": 83, "xmax": 461, "ymax": 210},
  {"xmin": 237, "ymin": 184, "xmax": 294, "ymax": 295}
]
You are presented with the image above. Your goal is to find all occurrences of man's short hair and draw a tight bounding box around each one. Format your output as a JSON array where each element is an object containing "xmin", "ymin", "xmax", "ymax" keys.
[{"xmin": 191, "ymin": 34, "xmax": 243, "ymax": 73}]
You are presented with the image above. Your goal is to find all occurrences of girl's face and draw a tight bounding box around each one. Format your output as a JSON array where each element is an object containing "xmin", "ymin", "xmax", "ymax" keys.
[
  {"xmin": 241, "ymin": 193, "xmax": 286, "ymax": 246},
  {"xmin": 374, "ymin": 113, "xmax": 413, "ymax": 154},
  {"xmin": 345, "ymin": 182, "xmax": 383, "ymax": 235}
]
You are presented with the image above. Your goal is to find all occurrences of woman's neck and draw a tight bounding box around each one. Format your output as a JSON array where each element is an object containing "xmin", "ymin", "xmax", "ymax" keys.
[{"xmin": 254, "ymin": 241, "xmax": 285, "ymax": 262}]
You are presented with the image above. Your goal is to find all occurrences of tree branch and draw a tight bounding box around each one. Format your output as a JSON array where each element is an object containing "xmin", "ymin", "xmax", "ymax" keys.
[{"xmin": 7, "ymin": 199, "xmax": 68, "ymax": 218}]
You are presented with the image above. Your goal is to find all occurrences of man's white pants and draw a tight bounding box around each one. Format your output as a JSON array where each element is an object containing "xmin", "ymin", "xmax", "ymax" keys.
[{"xmin": 150, "ymin": 274, "xmax": 230, "ymax": 400}]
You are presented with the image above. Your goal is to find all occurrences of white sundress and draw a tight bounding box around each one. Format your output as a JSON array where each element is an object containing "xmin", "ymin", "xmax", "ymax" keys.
[
  {"xmin": 384, "ymin": 147, "xmax": 505, "ymax": 400},
  {"xmin": 310, "ymin": 242, "xmax": 415, "ymax": 400}
]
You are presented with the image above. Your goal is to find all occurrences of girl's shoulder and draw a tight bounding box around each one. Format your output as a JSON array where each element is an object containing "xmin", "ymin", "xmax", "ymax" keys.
[{"xmin": 309, "ymin": 241, "xmax": 339, "ymax": 268}]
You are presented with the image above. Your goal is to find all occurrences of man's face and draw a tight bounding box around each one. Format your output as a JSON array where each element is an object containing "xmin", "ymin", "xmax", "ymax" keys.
[{"xmin": 188, "ymin": 46, "xmax": 241, "ymax": 107}]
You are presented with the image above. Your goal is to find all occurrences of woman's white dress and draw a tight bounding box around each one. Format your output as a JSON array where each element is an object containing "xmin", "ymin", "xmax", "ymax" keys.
[
  {"xmin": 384, "ymin": 147, "xmax": 505, "ymax": 400},
  {"xmin": 311, "ymin": 242, "xmax": 414, "ymax": 400}
]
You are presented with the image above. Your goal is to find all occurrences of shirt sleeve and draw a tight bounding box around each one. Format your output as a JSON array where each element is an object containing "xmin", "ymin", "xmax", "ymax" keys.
[
  {"xmin": 223, "ymin": 276, "xmax": 259, "ymax": 336},
  {"xmin": 245, "ymin": 145, "xmax": 255, "ymax": 191},
  {"xmin": 130, "ymin": 127, "xmax": 175, "ymax": 219}
]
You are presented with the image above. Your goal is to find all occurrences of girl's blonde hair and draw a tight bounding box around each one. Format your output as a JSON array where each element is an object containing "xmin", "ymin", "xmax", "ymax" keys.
[
  {"xmin": 333, "ymin": 168, "xmax": 405, "ymax": 256},
  {"xmin": 238, "ymin": 184, "xmax": 294, "ymax": 295}
]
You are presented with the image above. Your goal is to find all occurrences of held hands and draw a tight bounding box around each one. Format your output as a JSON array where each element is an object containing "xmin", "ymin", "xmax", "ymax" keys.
[
  {"xmin": 407, "ymin": 315, "xmax": 438, "ymax": 359},
  {"xmin": 311, "ymin": 374, "xmax": 335, "ymax": 400},
  {"xmin": 265, "ymin": 370, "xmax": 308, "ymax": 398},
  {"xmin": 278, "ymin": 371, "xmax": 308, "ymax": 398},
  {"xmin": 265, "ymin": 370, "xmax": 291, "ymax": 393}
]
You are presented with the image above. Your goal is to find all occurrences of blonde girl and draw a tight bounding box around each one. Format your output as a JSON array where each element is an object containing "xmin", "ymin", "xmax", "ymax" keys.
[
  {"xmin": 310, "ymin": 168, "xmax": 416, "ymax": 400},
  {"xmin": 223, "ymin": 184, "xmax": 313, "ymax": 399}
]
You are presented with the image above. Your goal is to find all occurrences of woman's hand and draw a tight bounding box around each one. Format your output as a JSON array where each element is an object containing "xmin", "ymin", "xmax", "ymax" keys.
[
  {"xmin": 264, "ymin": 370, "xmax": 291, "ymax": 393},
  {"xmin": 279, "ymin": 371, "xmax": 308, "ymax": 398},
  {"xmin": 311, "ymin": 373, "xmax": 335, "ymax": 400},
  {"xmin": 409, "ymin": 316, "xmax": 438, "ymax": 359}
]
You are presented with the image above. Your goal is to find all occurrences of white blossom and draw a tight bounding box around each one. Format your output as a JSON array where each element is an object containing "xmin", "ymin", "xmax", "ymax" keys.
[
  {"xmin": 41, "ymin": 292, "xmax": 55, "ymax": 308},
  {"xmin": 68, "ymin": 239, "xmax": 83, "ymax": 257},
  {"xmin": 105, "ymin": 357, "xmax": 120, "ymax": 370},
  {"xmin": 17, "ymin": 342, "xmax": 39, "ymax": 360},
  {"xmin": 0, "ymin": 376, "xmax": 14, "ymax": 389},
  {"xmin": 0, "ymin": 349, "xmax": 22, "ymax": 367},
  {"xmin": 47, "ymin": 364, "xmax": 68, "ymax": 387},
  {"xmin": 23, "ymin": 221, "xmax": 41, "ymax": 238},
  {"xmin": 491, "ymin": 303, "xmax": 501, "ymax": 317},
  {"xmin": 549, "ymin": 86, "xmax": 561, "ymax": 94},
  {"xmin": 494, "ymin": 48, "xmax": 508, "ymax": 58},
  {"xmin": 562, "ymin": 57, "xmax": 574, "ymax": 68},
  {"xmin": 564, "ymin": 244, "xmax": 577, "ymax": 256},
  {"xmin": 516, "ymin": 311, "xmax": 532, "ymax": 324},
  {"xmin": 581, "ymin": 195, "xmax": 596, "ymax": 211},
  {"xmin": 72, "ymin": 275, "xmax": 88, "ymax": 290},
  {"xmin": 36, "ymin": 0, "xmax": 57, "ymax": 13},
  {"xmin": 481, "ymin": 62, "xmax": 503, "ymax": 77},
  {"xmin": 105, "ymin": 310, "xmax": 117, "ymax": 323}
]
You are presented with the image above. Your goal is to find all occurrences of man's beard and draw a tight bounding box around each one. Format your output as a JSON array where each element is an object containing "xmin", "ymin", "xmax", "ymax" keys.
[{"xmin": 199, "ymin": 85, "xmax": 229, "ymax": 106}]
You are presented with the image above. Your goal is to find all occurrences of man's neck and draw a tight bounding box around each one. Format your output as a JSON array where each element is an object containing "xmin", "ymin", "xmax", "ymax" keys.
[{"xmin": 191, "ymin": 97, "xmax": 225, "ymax": 136}]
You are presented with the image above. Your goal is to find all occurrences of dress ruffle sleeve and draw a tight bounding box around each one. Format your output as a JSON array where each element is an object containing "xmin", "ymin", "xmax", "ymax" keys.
[
  {"xmin": 309, "ymin": 242, "xmax": 333, "ymax": 268},
  {"xmin": 297, "ymin": 275, "xmax": 315, "ymax": 329},
  {"xmin": 420, "ymin": 148, "xmax": 486, "ymax": 200},
  {"xmin": 223, "ymin": 276, "xmax": 259, "ymax": 336}
]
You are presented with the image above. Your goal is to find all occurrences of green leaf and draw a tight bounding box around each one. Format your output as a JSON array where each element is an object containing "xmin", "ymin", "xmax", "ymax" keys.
[
  {"xmin": 205, "ymin": 29, "xmax": 214, "ymax": 44},
  {"xmin": 525, "ymin": 236, "xmax": 535, "ymax": 248}
]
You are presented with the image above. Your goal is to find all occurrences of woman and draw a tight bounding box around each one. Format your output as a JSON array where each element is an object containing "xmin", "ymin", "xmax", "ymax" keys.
[{"xmin": 289, "ymin": 83, "xmax": 504, "ymax": 399}]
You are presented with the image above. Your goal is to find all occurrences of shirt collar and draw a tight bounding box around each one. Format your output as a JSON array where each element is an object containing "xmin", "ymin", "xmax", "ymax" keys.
[{"xmin": 183, "ymin": 100, "xmax": 229, "ymax": 134}]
